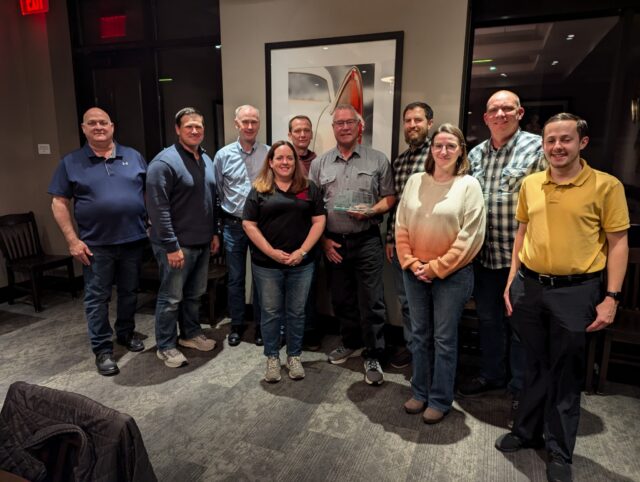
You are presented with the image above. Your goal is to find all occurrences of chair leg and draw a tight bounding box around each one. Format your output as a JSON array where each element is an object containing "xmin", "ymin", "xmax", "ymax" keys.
[
  {"xmin": 207, "ymin": 282, "xmax": 216, "ymax": 323},
  {"xmin": 66, "ymin": 259, "xmax": 77, "ymax": 299},
  {"xmin": 30, "ymin": 269, "xmax": 43, "ymax": 312},
  {"xmin": 7, "ymin": 268, "xmax": 15, "ymax": 305},
  {"xmin": 598, "ymin": 331, "xmax": 613, "ymax": 394}
]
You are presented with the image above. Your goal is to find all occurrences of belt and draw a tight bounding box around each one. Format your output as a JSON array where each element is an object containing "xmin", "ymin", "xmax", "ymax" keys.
[
  {"xmin": 520, "ymin": 265, "xmax": 601, "ymax": 287},
  {"xmin": 222, "ymin": 212, "xmax": 243, "ymax": 223},
  {"xmin": 326, "ymin": 226, "xmax": 379, "ymax": 241}
]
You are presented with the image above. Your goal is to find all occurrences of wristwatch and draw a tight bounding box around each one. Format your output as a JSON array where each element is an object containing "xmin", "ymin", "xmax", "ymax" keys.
[
  {"xmin": 605, "ymin": 291, "xmax": 622, "ymax": 301},
  {"xmin": 301, "ymin": 250, "xmax": 308, "ymax": 258}
]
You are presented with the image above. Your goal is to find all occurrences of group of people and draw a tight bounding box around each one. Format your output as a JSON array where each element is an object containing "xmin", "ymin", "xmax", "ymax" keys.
[{"xmin": 48, "ymin": 88, "xmax": 629, "ymax": 482}]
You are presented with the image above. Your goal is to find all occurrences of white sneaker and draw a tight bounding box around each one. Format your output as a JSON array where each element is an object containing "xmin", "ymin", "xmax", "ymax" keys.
[{"xmin": 157, "ymin": 348, "xmax": 188, "ymax": 368}]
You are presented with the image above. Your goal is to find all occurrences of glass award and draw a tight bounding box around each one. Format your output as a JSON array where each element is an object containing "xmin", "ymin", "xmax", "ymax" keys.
[{"xmin": 333, "ymin": 190, "xmax": 374, "ymax": 213}]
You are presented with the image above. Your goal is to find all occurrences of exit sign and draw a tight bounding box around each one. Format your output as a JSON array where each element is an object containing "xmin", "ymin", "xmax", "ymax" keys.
[{"xmin": 20, "ymin": 0, "xmax": 49, "ymax": 15}]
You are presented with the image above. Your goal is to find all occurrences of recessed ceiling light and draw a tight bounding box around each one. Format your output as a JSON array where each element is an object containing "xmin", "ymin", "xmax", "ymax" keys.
[
  {"xmin": 566, "ymin": 34, "xmax": 575, "ymax": 40},
  {"xmin": 215, "ymin": 44, "xmax": 221, "ymax": 49},
  {"xmin": 361, "ymin": 70, "xmax": 367, "ymax": 74},
  {"xmin": 468, "ymin": 111, "xmax": 473, "ymax": 115},
  {"xmin": 489, "ymin": 66, "xmax": 497, "ymax": 71},
  {"xmin": 551, "ymin": 60, "xmax": 559, "ymax": 66},
  {"xmin": 322, "ymin": 47, "xmax": 329, "ymax": 50},
  {"xmin": 500, "ymin": 73, "xmax": 508, "ymax": 77}
]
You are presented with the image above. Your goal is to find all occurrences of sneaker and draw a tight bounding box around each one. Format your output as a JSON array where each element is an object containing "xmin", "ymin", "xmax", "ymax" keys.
[
  {"xmin": 390, "ymin": 347, "xmax": 412, "ymax": 368},
  {"xmin": 457, "ymin": 377, "xmax": 506, "ymax": 397},
  {"xmin": 287, "ymin": 356, "xmax": 305, "ymax": 380},
  {"xmin": 328, "ymin": 345, "xmax": 363, "ymax": 364},
  {"xmin": 364, "ymin": 358, "xmax": 384, "ymax": 385},
  {"xmin": 264, "ymin": 356, "xmax": 281, "ymax": 383},
  {"xmin": 156, "ymin": 348, "xmax": 188, "ymax": 368},
  {"xmin": 178, "ymin": 334, "xmax": 216, "ymax": 352}
]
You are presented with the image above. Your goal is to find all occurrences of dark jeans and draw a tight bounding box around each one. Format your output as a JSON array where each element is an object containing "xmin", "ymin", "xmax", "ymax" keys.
[
  {"xmin": 325, "ymin": 229, "xmax": 386, "ymax": 359},
  {"xmin": 391, "ymin": 247, "xmax": 412, "ymax": 346},
  {"xmin": 252, "ymin": 262, "xmax": 314, "ymax": 358},
  {"xmin": 152, "ymin": 243, "xmax": 209, "ymax": 351},
  {"xmin": 404, "ymin": 264, "xmax": 473, "ymax": 412},
  {"xmin": 222, "ymin": 220, "xmax": 260, "ymax": 329},
  {"xmin": 474, "ymin": 263, "xmax": 525, "ymax": 394},
  {"xmin": 82, "ymin": 239, "xmax": 145, "ymax": 355},
  {"xmin": 510, "ymin": 271, "xmax": 601, "ymax": 462}
]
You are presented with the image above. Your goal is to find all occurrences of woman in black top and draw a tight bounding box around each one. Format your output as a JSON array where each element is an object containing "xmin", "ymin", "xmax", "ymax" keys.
[{"xmin": 242, "ymin": 140, "xmax": 326, "ymax": 382}]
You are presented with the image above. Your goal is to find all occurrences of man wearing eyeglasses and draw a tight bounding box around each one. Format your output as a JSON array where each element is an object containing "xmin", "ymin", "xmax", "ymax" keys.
[
  {"xmin": 309, "ymin": 104, "xmax": 396, "ymax": 385},
  {"xmin": 213, "ymin": 105, "xmax": 269, "ymax": 347},
  {"xmin": 385, "ymin": 101, "xmax": 434, "ymax": 369},
  {"xmin": 49, "ymin": 107, "xmax": 148, "ymax": 376},
  {"xmin": 460, "ymin": 91, "xmax": 546, "ymax": 415}
]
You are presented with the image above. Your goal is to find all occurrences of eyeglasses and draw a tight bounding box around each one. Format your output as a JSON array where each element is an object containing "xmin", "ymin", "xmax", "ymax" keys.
[
  {"xmin": 486, "ymin": 105, "xmax": 518, "ymax": 117},
  {"xmin": 333, "ymin": 119, "xmax": 359, "ymax": 128},
  {"xmin": 432, "ymin": 143, "xmax": 461, "ymax": 152},
  {"xmin": 84, "ymin": 120, "xmax": 111, "ymax": 127}
]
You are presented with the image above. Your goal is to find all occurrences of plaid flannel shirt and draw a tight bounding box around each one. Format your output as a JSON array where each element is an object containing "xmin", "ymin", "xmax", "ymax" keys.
[
  {"xmin": 386, "ymin": 141, "xmax": 429, "ymax": 244},
  {"xmin": 468, "ymin": 129, "xmax": 545, "ymax": 269}
]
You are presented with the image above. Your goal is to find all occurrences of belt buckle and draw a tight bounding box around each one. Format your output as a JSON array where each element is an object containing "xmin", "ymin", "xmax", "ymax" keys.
[{"xmin": 538, "ymin": 273, "xmax": 554, "ymax": 287}]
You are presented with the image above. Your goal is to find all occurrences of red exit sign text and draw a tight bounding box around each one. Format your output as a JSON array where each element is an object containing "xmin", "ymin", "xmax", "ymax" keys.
[{"xmin": 20, "ymin": 0, "xmax": 49, "ymax": 15}]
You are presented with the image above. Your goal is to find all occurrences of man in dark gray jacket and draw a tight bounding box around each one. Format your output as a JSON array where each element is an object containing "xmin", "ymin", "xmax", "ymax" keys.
[{"xmin": 146, "ymin": 107, "xmax": 220, "ymax": 368}]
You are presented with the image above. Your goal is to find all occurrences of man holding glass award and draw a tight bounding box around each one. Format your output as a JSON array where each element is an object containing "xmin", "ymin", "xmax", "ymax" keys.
[{"xmin": 309, "ymin": 104, "xmax": 395, "ymax": 386}]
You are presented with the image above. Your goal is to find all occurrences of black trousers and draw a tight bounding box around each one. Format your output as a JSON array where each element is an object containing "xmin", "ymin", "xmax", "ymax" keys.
[
  {"xmin": 509, "ymin": 271, "xmax": 601, "ymax": 463},
  {"xmin": 325, "ymin": 229, "xmax": 387, "ymax": 358}
]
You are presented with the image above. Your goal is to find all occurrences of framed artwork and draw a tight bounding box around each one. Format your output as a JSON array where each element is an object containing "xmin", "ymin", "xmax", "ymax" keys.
[
  {"xmin": 265, "ymin": 31, "xmax": 404, "ymax": 160},
  {"xmin": 521, "ymin": 100, "xmax": 570, "ymax": 136}
]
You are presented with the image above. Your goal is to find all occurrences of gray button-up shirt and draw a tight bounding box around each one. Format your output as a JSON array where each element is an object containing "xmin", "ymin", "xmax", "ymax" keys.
[
  {"xmin": 213, "ymin": 140, "xmax": 269, "ymax": 217},
  {"xmin": 309, "ymin": 144, "xmax": 395, "ymax": 234}
]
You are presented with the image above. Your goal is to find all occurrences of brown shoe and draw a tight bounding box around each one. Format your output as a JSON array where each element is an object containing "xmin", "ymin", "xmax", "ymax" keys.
[
  {"xmin": 404, "ymin": 398, "xmax": 426, "ymax": 414},
  {"xmin": 423, "ymin": 407, "xmax": 447, "ymax": 424}
]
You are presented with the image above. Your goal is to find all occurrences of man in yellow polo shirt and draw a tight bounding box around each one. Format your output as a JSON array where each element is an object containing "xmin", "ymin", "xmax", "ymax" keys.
[{"xmin": 495, "ymin": 113, "xmax": 629, "ymax": 482}]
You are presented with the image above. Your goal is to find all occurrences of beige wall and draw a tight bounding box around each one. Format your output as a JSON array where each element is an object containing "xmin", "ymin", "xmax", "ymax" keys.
[
  {"xmin": 0, "ymin": 1, "xmax": 78, "ymax": 287},
  {"xmin": 219, "ymin": 0, "xmax": 470, "ymax": 323},
  {"xmin": 219, "ymin": 0, "xmax": 469, "ymax": 147}
]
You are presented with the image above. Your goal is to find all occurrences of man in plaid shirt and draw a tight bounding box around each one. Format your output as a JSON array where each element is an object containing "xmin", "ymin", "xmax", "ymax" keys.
[
  {"xmin": 459, "ymin": 90, "xmax": 545, "ymax": 404},
  {"xmin": 386, "ymin": 102, "xmax": 434, "ymax": 368}
]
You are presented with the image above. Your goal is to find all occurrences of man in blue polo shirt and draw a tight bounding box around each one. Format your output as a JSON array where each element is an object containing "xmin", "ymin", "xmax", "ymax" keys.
[{"xmin": 49, "ymin": 107, "xmax": 148, "ymax": 376}]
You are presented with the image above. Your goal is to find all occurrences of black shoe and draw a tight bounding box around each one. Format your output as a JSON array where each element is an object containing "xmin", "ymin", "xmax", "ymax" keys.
[
  {"xmin": 116, "ymin": 334, "xmax": 144, "ymax": 352},
  {"xmin": 547, "ymin": 453, "xmax": 572, "ymax": 482},
  {"xmin": 390, "ymin": 347, "xmax": 412, "ymax": 368},
  {"xmin": 228, "ymin": 327, "xmax": 243, "ymax": 347},
  {"xmin": 254, "ymin": 328, "xmax": 264, "ymax": 347},
  {"xmin": 457, "ymin": 377, "xmax": 506, "ymax": 397},
  {"xmin": 95, "ymin": 352, "xmax": 119, "ymax": 376},
  {"xmin": 495, "ymin": 433, "xmax": 544, "ymax": 453},
  {"xmin": 303, "ymin": 331, "xmax": 322, "ymax": 351}
]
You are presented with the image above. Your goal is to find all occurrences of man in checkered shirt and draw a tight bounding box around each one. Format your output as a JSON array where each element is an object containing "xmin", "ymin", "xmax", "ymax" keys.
[
  {"xmin": 385, "ymin": 101, "xmax": 434, "ymax": 369},
  {"xmin": 459, "ymin": 90, "xmax": 545, "ymax": 405}
]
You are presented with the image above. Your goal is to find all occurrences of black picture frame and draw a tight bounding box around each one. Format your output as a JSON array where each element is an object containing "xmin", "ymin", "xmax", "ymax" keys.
[{"xmin": 265, "ymin": 31, "xmax": 404, "ymax": 160}]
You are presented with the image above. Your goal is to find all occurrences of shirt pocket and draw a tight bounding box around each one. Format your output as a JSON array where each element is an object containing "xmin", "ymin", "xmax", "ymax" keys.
[
  {"xmin": 499, "ymin": 166, "xmax": 528, "ymax": 193},
  {"xmin": 354, "ymin": 169, "xmax": 375, "ymax": 195}
]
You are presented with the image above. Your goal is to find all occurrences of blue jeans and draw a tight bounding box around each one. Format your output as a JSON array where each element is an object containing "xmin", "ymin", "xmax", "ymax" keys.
[
  {"xmin": 152, "ymin": 243, "xmax": 209, "ymax": 351},
  {"xmin": 82, "ymin": 239, "xmax": 145, "ymax": 355},
  {"xmin": 252, "ymin": 262, "xmax": 314, "ymax": 358},
  {"xmin": 403, "ymin": 264, "xmax": 473, "ymax": 412},
  {"xmin": 473, "ymin": 263, "xmax": 525, "ymax": 394},
  {"xmin": 391, "ymin": 247, "xmax": 412, "ymax": 346},
  {"xmin": 223, "ymin": 220, "xmax": 260, "ymax": 328}
]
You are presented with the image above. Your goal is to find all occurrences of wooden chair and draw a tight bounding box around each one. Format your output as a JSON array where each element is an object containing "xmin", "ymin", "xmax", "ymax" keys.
[
  {"xmin": 596, "ymin": 247, "xmax": 640, "ymax": 393},
  {"xmin": 139, "ymin": 243, "xmax": 228, "ymax": 322},
  {"xmin": 0, "ymin": 212, "xmax": 76, "ymax": 312}
]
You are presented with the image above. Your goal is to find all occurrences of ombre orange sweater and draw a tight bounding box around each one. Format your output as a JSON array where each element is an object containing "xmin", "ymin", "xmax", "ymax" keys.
[{"xmin": 395, "ymin": 173, "xmax": 486, "ymax": 279}]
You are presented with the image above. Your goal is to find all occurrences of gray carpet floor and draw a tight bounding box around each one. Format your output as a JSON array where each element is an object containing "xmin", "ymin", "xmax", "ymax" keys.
[{"xmin": 1, "ymin": 292, "xmax": 639, "ymax": 481}]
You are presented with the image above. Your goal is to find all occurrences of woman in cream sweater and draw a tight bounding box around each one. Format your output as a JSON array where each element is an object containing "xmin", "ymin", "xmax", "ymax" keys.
[{"xmin": 395, "ymin": 123, "xmax": 486, "ymax": 424}]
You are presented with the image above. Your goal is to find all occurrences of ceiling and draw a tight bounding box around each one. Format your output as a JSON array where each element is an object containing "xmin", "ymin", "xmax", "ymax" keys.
[{"xmin": 471, "ymin": 17, "xmax": 619, "ymax": 87}]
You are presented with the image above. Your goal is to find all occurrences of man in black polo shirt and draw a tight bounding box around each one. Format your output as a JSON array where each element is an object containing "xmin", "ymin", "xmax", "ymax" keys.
[{"xmin": 49, "ymin": 107, "xmax": 147, "ymax": 376}]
